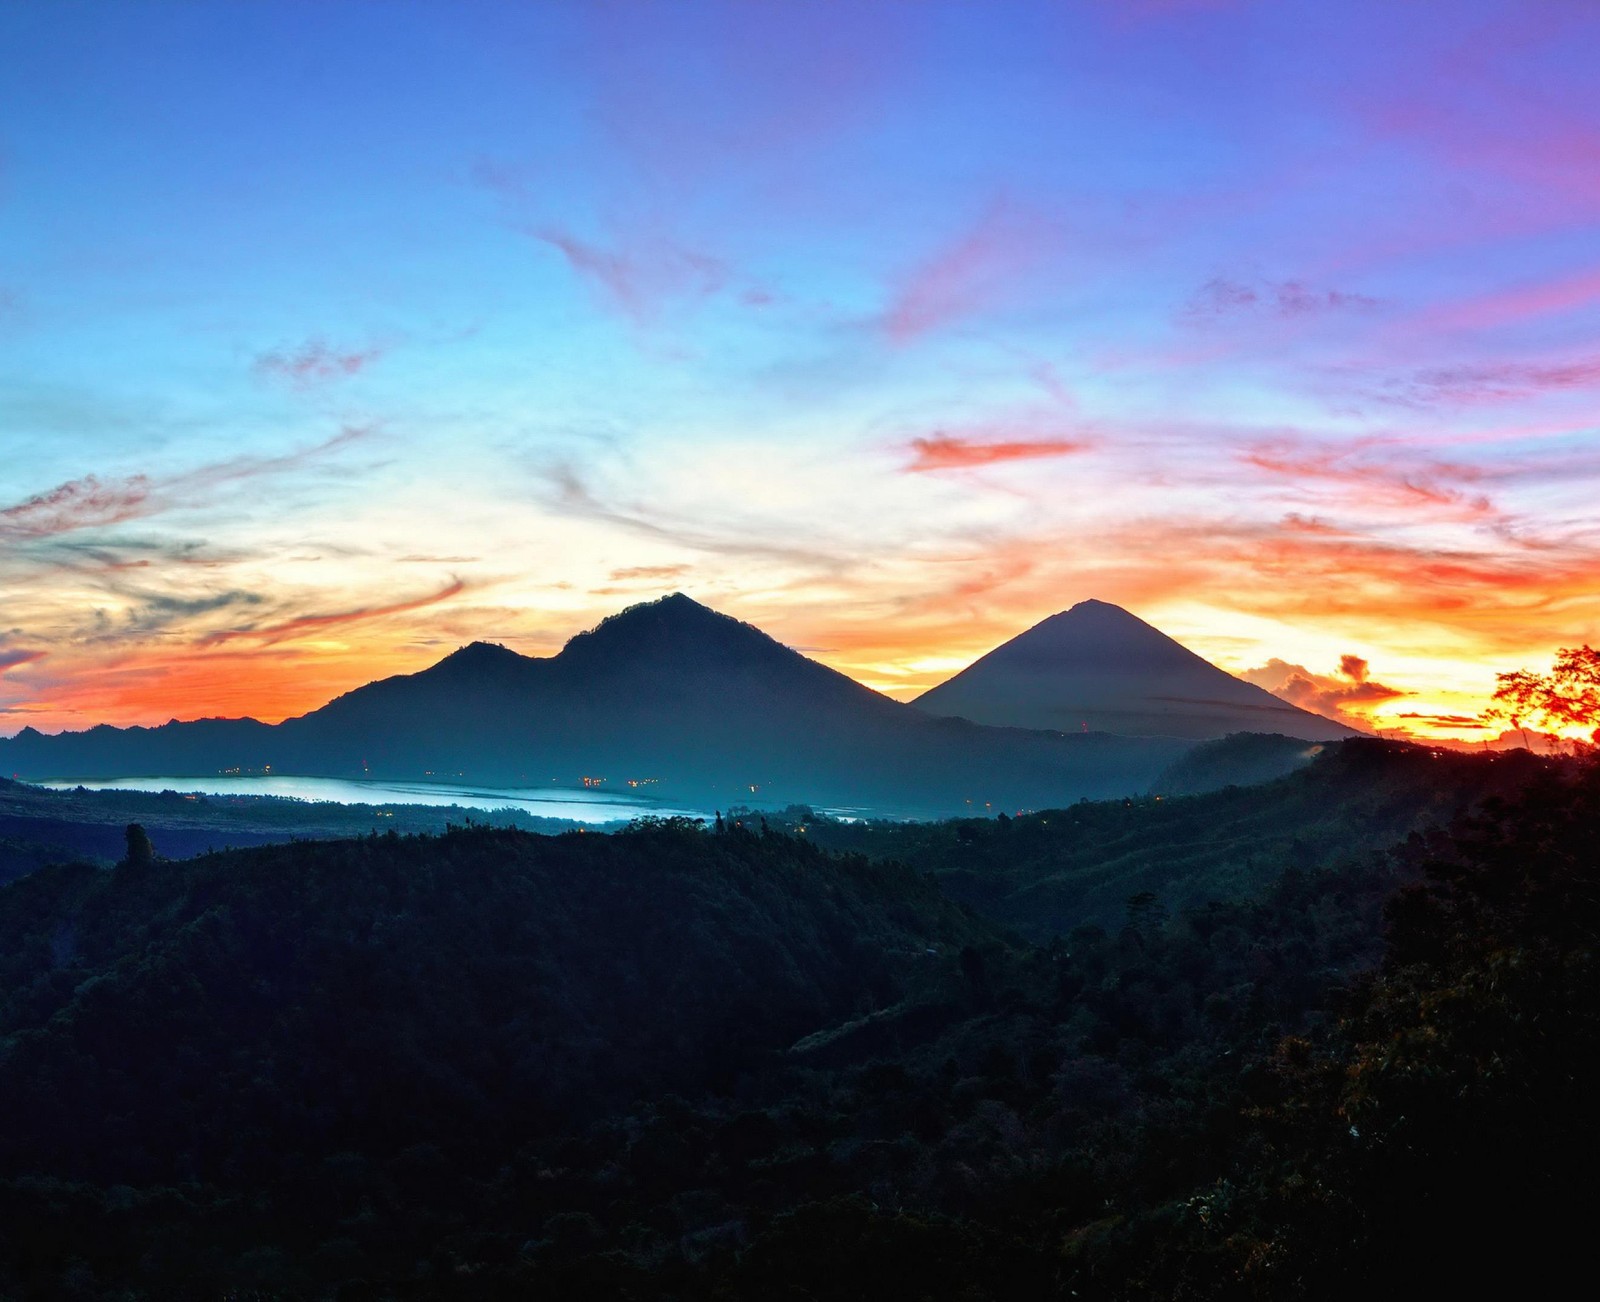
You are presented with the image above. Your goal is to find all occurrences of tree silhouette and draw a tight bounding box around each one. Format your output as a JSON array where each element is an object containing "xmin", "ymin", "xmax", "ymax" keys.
[
  {"xmin": 1485, "ymin": 646, "xmax": 1600, "ymax": 749},
  {"xmin": 123, "ymin": 822, "xmax": 155, "ymax": 869}
]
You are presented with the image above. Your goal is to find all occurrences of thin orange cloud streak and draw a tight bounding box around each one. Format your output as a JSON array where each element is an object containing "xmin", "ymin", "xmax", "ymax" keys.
[{"xmin": 907, "ymin": 434, "xmax": 1092, "ymax": 472}]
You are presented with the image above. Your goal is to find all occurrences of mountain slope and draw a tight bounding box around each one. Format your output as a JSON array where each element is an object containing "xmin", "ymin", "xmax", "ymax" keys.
[
  {"xmin": 915, "ymin": 598, "xmax": 1356, "ymax": 741},
  {"xmin": 801, "ymin": 740, "xmax": 1557, "ymax": 936},
  {"xmin": 0, "ymin": 595, "xmax": 1191, "ymax": 815}
]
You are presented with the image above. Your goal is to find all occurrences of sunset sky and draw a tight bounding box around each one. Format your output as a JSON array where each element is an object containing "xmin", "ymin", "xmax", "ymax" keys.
[{"xmin": 3, "ymin": 0, "xmax": 1598, "ymax": 742}]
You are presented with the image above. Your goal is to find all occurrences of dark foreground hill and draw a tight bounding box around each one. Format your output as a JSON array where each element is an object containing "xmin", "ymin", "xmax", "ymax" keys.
[
  {"xmin": 0, "ymin": 750, "xmax": 1593, "ymax": 1298},
  {"xmin": 0, "ymin": 595, "xmax": 1190, "ymax": 816},
  {"xmin": 916, "ymin": 598, "xmax": 1355, "ymax": 741}
]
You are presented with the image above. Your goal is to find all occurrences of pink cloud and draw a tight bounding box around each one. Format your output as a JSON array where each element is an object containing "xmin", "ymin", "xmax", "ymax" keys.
[
  {"xmin": 532, "ymin": 225, "xmax": 730, "ymax": 326},
  {"xmin": 0, "ymin": 428, "xmax": 371, "ymax": 542},
  {"xmin": 0, "ymin": 474, "xmax": 154, "ymax": 540},
  {"xmin": 1415, "ymin": 266, "xmax": 1600, "ymax": 337},
  {"xmin": 882, "ymin": 203, "xmax": 1048, "ymax": 345},
  {"xmin": 1379, "ymin": 355, "xmax": 1600, "ymax": 409},
  {"xmin": 255, "ymin": 339, "xmax": 384, "ymax": 388},
  {"xmin": 1242, "ymin": 437, "xmax": 1496, "ymax": 519},
  {"xmin": 1364, "ymin": 10, "xmax": 1600, "ymax": 231}
]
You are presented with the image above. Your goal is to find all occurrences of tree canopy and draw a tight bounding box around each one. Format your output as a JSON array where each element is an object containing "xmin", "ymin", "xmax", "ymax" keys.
[{"xmin": 1486, "ymin": 644, "xmax": 1600, "ymax": 747}]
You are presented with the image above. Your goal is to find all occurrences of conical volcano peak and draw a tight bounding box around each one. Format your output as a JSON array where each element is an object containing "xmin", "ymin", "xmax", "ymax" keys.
[
  {"xmin": 975, "ymin": 600, "xmax": 1199, "ymax": 673},
  {"xmin": 914, "ymin": 601, "xmax": 1356, "ymax": 742},
  {"xmin": 1060, "ymin": 597, "xmax": 1154, "ymax": 625}
]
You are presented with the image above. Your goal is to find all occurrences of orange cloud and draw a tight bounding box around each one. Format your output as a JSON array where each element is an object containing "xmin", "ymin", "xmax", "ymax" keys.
[
  {"xmin": 907, "ymin": 434, "xmax": 1091, "ymax": 472},
  {"xmin": 1238, "ymin": 657, "xmax": 1404, "ymax": 729},
  {"xmin": 609, "ymin": 564, "xmax": 692, "ymax": 582}
]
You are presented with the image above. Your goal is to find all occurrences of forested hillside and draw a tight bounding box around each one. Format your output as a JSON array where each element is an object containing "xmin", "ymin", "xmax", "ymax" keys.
[
  {"xmin": 0, "ymin": 747, "xmax": 1593, "ymax": 1298},
  {"xmin": 794, "ymin": 740, "xmax": 1553, "ymax": 935}
]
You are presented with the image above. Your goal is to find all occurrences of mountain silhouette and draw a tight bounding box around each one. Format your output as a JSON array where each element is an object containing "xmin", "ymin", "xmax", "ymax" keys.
[
  {"xmin": 914, "ymin": 598, "xmax": 1356, "ymax": 742},
  {"xmin": 0, "ymin": 594, "xmax": 1192, "ymax": 815}
]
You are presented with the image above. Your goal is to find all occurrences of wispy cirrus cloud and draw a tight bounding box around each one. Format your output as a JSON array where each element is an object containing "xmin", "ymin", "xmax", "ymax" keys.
[
  {"xmin": 1241, "ymin": 436, "xmax": 1495, "ymax": 518},
  {"xmin": 255, "ymin": 339, "xmax": 385, "ymax": 388},
  {"xmin": 542, "ymin": 463, "xmax": 852, "ymax": 572},
  {"xmin": 1375, "ymin": 354, "xmax": 1600, "ymax": 409},
  {"xmin": 0, "ymin": 474, "xmax": 155, "ymax": 540},
  {"xmin": 470, "ymin": 145, "xmax": 761, "ymax": 329},
  {"xmin": 82, "ymin": 588, "xmax": 268, "ymax": 646},
  {"xmin": 0, "ymin": 426, "xmax": 371, "ymax": 543},
  {"xmin": 881, "ymin": 202, "xmax": 1050, "ymax": 344},
  {"xmin": 1413, "ymin": 265, "xmax": 1600, "ymax": 337},
  {"xmin": 532, "ymin": 226, "xmax": 731, "ymax": 326},
  {"xmin": 1182, "ymin": 275, "xmax": 1379, "ymax": 325},
  {"xmin": 197, "ymin": 577, "xmax": 469, "ymax": 648}
]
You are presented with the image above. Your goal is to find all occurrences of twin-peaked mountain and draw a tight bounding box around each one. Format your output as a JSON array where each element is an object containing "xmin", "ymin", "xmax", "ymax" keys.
[
  {"xmin": 916, "ymin": 599, "xmax": 1355, "ymax": 742},
  {"xmin": 0, "ymin": 594, "xmax": 1346, "ymax": 813}
]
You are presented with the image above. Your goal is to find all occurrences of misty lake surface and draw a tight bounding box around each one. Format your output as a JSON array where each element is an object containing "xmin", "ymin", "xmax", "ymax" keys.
[{"xmin": 39, "ymin": 775, "xmax": 712, "ymax": 825}]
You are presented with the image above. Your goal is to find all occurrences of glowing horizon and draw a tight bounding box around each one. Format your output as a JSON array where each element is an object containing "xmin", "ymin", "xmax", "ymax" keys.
[{"xmin": 3, "ymin": 1, "xmax": 1597, "ymax": 746}]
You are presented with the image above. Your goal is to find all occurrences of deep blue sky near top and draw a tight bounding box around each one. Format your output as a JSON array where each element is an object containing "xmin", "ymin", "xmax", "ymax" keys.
[{"xmin": 2, "ymin": 1, "xmax": 1598, "ymax": 739}]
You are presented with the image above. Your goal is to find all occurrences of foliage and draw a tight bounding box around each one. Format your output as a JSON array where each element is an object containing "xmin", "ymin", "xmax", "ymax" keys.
[
  {"xmin": 1485, "ymin": 644, "xmax": 1600, "ymax": 746},
  {"xmin": 794, "ymin": 740, "xmax": 1553, "ymax": 936},
  {"xmin": 0, "ymin": 746, "xmax": 1592, "ymax": 1297},
  {"xmin": 1065, "ymin": 753, "xmax": 1600, "ymax": 1298},
  {"xmin": 122, "ymin": 822, "xmax": 155, "ymax": 869}
]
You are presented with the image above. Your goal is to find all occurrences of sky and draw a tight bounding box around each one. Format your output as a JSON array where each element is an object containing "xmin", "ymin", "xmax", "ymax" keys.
[{"xmin": 2, "ymin": 0, "xmax": 1598, "ymax": 743}]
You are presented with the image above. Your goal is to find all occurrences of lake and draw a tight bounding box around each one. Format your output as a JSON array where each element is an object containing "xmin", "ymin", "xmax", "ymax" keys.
[{"xmin": 38, "ymin": 774, "xmax": 712, "ymax": 825}]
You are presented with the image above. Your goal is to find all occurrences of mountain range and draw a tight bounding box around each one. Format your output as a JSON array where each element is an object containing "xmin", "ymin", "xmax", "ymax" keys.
[{"xmin": 0, "ymin": 593, "xmax": 1350, "ymax": 814}]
